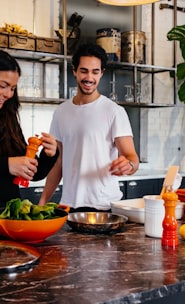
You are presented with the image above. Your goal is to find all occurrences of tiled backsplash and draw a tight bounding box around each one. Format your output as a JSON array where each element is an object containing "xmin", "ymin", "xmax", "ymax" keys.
[{"xmin": 146, "ymin": 106, "xmax": 185, "ymax": 171}]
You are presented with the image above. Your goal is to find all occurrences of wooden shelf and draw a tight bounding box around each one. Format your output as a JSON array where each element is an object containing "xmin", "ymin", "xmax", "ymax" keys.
[
  {"xmin": 118, "ymin": 102, "xmax": 176, "ymax": 108},
  {"xmin": 20, "ymin": 96, "xmax": 64, "ymax": 105}
]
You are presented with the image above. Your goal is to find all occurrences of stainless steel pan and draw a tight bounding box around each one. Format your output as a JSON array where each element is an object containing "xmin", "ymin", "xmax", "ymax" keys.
[{"xmin": 67, "ymin": 212, "xmax": 128, "ymax": 233}]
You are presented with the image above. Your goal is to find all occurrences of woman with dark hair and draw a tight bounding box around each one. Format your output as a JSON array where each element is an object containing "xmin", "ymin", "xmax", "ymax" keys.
[{"xmin": 0, "ymin": 50, "xmax": 59, "ymax": 207}]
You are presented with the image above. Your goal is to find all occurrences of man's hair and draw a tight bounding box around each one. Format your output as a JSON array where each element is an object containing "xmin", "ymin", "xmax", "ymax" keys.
[{"xmin": 72, "ymin": 43, "xmax": 108, "ymax": 71}]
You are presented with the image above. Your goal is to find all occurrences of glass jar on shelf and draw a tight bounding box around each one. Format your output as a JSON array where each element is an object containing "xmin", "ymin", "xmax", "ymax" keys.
[
  {"xmin": 124, "ymin": 85, "xmax": 134, "ymax": 102},
  {"xmin": 109, "ymin": 81, "xmax": 118, "ymax": 102}
]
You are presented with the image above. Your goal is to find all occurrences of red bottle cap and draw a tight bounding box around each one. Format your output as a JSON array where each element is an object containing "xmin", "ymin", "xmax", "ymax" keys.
[{"xmin": 13, "ymin": 176, "xmax": 29, "ymax": 188}]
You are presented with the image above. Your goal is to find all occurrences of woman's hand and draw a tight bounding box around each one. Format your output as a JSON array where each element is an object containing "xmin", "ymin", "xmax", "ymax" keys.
[
  {"xmin": 40, "ymin": 132, "xmax": 57, "ymax": 157},
  {"xmin": 8, "ymin": 156, "xmax": 38, "ymax": 180}
]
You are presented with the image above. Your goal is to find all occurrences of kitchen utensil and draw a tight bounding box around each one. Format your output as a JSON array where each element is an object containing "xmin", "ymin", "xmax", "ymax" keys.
[
  {"xmin": 13, "ymin": 135, "xmax": 42, "ymax": 187},
  {"xmin": 124, "ymin": 85, "xmax": 134, "ymax": 102},
  {"xmin": 173, "ymin": 173, "xmax": 182, "ymax": 191},
  {"xmin": 67, "ymin": 212, "xmax": 128, "ymax": 233},
  {"xmin": 160, "ymin": 166, "xmax": 179, "ymax": 197},
  {"xmin": 0, "ymin": 205, "xmax": 69, "ymax": 243},
  {"xmin": 109, "ymin": 80, "xmax": 118, "ymax": 102},
  {"xmin": 0, "ymin": 240, "xmax": 40, "ymax": 273},
  {"xmin": 111, "ymin": 198, "xmax": 183, "ymax": 224},
  {"xmin": 161, "ymin": 191, "xmax": 178, "ymax": 247}
]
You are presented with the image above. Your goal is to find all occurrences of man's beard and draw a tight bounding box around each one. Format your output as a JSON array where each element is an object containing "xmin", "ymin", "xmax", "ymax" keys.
[{"xmin": 78, "ymin": 83, "xmax": 96, "ymax": 95}]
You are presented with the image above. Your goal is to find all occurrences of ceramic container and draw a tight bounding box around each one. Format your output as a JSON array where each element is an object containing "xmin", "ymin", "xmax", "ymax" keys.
[{"xmin": 144, "ymin": 195, "xmax": 165, "ymax": 238}]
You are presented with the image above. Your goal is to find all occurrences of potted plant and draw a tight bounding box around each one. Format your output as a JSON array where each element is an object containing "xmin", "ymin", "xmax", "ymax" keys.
[{"xmin": 167, "ymin": 24, "xmax": 185, "ymax": 102}]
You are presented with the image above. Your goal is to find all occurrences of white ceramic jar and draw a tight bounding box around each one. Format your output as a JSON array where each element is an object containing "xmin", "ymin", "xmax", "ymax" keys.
[{"xmin": 144, "ymin": 195, "xmax": 165, "ymax": 238}]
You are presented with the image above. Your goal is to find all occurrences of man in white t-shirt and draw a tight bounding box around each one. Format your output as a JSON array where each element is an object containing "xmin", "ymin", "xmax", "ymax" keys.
[{"xmin": 39, "ymin": 43, "xmax": 139, "ymax": 211}]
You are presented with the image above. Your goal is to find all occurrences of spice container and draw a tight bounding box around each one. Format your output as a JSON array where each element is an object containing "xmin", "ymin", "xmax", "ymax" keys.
[
  {"xmin": 13, "ymin": 136, "xmax": 42, "ymax": 188},
  {"xmin": 96, "ymin": 28, "xmax": 121, "ymax": 62},
  {"xmin": 121, "ymin": 31, "xmax": 146, "ymax": 63},
  {"xmin": 162, "ymin": 190, "xmax": 178, "ymax": 247},
  {"xmin": 144, "ymin": 195, "xmax": 164, "ymax": 238}
]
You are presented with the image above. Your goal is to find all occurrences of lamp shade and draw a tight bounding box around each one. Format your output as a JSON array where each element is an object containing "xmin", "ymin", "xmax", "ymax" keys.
[{"xmin": 98, "ymin": 0, "xmax": 159, "ymax": 6}]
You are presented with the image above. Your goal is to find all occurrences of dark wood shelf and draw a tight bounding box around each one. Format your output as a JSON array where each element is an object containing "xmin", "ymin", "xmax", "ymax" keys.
[
  {"xmin": 107, "ymin": 61, "xmax": 176, "ymax": 74},
  {"xmin": 20, "ymin": 96, "xmax": 64, "ymax": 104},
  {"xmin": 118, "ymin": 102, "xmax": 176, "ymax": 108}
]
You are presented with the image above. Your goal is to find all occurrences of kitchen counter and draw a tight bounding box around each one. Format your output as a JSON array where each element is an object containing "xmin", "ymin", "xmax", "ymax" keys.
[
  {"xmin": 119, "ymin": 170, "xmax": 166, "ymax": 181},
  {"xmin": 1, "ymin": 222, "xmax": 185, "ymax": 304},
  {"xmin": 29, "ymin": 170, "xmax": 185, "ymax": 187},
  {"xmin": 30, "ymin": 171, "xmax": 167, "ymax": 187},
  {"xmin": 120, "ymin": 170, "xmax": 185, "ymax": 181}
]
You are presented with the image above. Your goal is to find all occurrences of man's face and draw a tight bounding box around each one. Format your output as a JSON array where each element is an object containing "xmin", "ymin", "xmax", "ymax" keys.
[{"xmin": 73, "ymin": 56, "xmax": 103, "ymax": 96}]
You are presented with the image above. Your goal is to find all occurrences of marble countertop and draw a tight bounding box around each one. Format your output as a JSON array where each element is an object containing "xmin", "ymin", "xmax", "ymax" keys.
[{"xmin": 1, "ymin": 222, "xmax": 185, "ymax": 304}]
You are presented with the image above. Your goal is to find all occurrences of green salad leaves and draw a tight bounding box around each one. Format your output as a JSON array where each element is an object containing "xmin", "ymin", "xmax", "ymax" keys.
[{"xmin": 0, "ymin": 198, "xmax": 59, "ymax": 220}]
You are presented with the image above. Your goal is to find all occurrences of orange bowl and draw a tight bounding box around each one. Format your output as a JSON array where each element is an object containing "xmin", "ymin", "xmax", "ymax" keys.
[{"xmin": 0, "ymin": 205, "xmax": 69, "ymax": 243}]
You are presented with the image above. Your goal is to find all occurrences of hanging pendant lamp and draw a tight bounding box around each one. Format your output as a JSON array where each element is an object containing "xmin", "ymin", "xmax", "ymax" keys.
[{"xmin": 98, "ymin": 0, "xmax": 159, "ymax": 6}]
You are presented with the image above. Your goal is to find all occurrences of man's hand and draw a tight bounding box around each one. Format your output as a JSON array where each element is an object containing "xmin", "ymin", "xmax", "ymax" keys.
[{"xmin": 109, "ymin": 155, "xmax": 134, "ymax": 176}]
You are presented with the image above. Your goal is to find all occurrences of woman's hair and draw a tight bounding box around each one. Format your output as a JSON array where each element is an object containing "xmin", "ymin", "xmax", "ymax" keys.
[
  {"xmin": 72, "ymin": 43, "xmax": 108, "ymax": 71},
  {"xmin": 0, "ymin": 50, "xmax": 26, "ymax": 156}
]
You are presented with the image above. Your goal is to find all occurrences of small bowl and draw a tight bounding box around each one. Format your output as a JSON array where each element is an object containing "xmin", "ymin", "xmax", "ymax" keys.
[
  {"xmin": 67, "ymin": 212, "xmax": 128, "ymax": 233},
  {"xmin": 0, "ymin": 205, "xmax": 69, "ymax": 243}
]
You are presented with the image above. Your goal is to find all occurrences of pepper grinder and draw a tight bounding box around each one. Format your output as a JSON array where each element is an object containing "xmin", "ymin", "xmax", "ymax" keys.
[
  {"xmin": 13, "ymin": 135, "xmax": 42, "ymax": 188},
  {"xmin": 161, "ymin": 188, "xmax": 178, "ymax": 247}
]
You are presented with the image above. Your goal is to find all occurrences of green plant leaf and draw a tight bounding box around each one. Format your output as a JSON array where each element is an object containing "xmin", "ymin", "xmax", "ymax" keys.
[
  {"xmin": 177, "ymin": 62, "xmax": 185, "ymax": 80},
  {"xmin": 178, "ymin": 80, "xmax": 185, "ymax": 102},
  {"xmin": 180, "ymin": 40, "xmax": 185, "ymax": 60},
  {"xmin": 167, "ymin": 24, "xmax": 185, "ymax": 103},
  {"xmin": 167, "ymin": 25, "xmax": 185, "ymax": 41}
]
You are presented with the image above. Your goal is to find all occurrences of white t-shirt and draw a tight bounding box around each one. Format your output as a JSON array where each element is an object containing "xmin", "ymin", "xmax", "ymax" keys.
[{"xmin": 50, "ymin": 95, "xmax": 133, "ymax": 210}]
